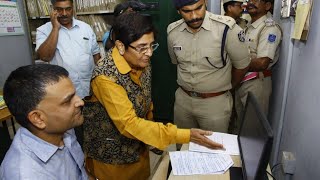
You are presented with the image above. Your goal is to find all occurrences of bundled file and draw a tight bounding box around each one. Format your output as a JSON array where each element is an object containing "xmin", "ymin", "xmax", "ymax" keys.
[
  {"xmin": 26, "ymin": 0, "xmax": 52, "ymax": 17},
  {"xmin": 169, "ymin": 151, "xmax": 233, "ymax": 175},
  {"xmin": 77, "ymin": 15, "xmax": 112, "ymax": 41},
  {"xmin": 76, "ymin": 0, "xmax": 124, "ymax": 13}
]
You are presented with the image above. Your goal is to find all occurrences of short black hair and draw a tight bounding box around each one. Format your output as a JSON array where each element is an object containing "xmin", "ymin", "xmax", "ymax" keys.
[
  {"xmin": 3, "ymin": 64, "xmax": 69, "ymax": 129},
  {"xmin": 51, "ymin": 0, "xmax": 73, "ymax": 5},
  {"xmin": 113, "ymin": 12, "xmax": 156, "ymax": 49},
  {"xmin": 114, "ymin": 0, "xmax": 149, "ymax": 17},
  {"xmin": 223, "ymin": 1, "xmax": 239, "ymax": 13}
]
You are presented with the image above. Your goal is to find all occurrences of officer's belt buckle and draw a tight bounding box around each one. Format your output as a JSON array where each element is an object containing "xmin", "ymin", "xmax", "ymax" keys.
[{"xmin": 189, "ymin": 91, "xmax": 199, "ymax": 97}]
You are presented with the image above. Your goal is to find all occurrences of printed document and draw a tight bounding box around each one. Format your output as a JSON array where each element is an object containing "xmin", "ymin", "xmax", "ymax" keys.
[
  {"xmin": 169, "ymin": 151, "xmax": 234, "ymax": 175},
  {"xmin": 189, "ymin": 132, "xmax": 240, "ymax": 155}
]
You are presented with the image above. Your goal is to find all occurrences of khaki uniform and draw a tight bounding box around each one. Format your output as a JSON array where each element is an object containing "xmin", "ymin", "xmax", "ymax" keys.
[
  {"xmin": 167, "ymin": 11, "xmax": 250, "ymax": 132},
  {"xmin": 236, "ymin": 18, "xmax": 248, "ymax": 29},
  {"xmin": 235, "ymin": 13, "xmax": 282, "ymax": 130}
]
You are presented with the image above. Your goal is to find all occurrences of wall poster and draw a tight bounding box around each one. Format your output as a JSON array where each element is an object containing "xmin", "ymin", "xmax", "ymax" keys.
[{"xmin": 0, "ymin": 0, "xmax": 24, "ymax": 36}]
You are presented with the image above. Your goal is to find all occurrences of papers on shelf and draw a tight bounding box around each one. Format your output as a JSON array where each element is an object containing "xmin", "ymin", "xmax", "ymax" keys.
[
  {"xmin": 169, "ymin": 151, "xmax": 233, "ymax": 175},
  {"xmin": 189, "ymin": 132, "xmax": 240, "ymax": 155}
]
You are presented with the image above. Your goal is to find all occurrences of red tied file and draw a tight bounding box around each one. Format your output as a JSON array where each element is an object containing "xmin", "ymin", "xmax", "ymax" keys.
[{"xmin": 241, "ymin": 72, "xmax": 259, "ymax": 83}]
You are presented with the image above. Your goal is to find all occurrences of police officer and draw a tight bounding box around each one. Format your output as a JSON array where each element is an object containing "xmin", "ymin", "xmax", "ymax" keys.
[
  {"xmin": 223, "ymin": 0, "xmax": 247, "ymax": 29},
  {"xmin": 235, "ymin": 0, "xmax": 282, "ymax": 126},
  {"xmin": 167, "ymin": 0, "xmax": 250, "ymax": 133}
]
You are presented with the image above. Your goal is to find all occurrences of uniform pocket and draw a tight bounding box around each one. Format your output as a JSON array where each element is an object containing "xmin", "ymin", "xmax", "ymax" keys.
[{"xmin": 201, "ymin": 48, "xmax": 225, "ymax": 69}]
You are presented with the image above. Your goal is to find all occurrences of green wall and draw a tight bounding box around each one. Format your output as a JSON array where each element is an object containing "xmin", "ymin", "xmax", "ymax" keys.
[{"xmin": 141, "ymin": 0, "xmax": 180, "ymax": 122}]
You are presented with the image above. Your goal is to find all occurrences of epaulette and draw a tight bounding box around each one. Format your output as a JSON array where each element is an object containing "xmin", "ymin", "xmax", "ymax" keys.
[
  {"xmin": 264, "ymin": 17, "xmax": 276, "ymax": 27},
  {"xmin": 263, "ymin": 14, "xmax": 283, "ymax": 38},
  {"xmin": 208, "ymin": 14, "xmax": 236, "ymax": 29},
  {"xmin": 167, "ymin": 19, "xmax": 184, "ymax": 34}
]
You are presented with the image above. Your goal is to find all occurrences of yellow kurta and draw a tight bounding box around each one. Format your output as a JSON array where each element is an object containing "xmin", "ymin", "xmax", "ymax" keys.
[{"xmin": 86, "ymin": 48, "xmax": 190, "ymax": 180}]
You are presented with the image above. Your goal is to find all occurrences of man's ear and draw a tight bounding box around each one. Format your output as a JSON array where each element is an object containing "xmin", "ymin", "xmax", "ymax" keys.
[
  {"xmin": 28, "ymin": 110, "xmax": 46, "ymax": 130},
  {"xmin": 115, "ymin": 40, "xmax": 125, "ymax": 55},
  {"xmin": 265, "ymin": 2, "xmax": 272, "ymax": 12}
]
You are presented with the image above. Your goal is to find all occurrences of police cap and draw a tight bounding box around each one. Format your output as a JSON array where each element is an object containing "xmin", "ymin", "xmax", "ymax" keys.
[
  {"xmin": 172, "ymin": 0, "xmax": 200, "ymax": 9},
  {"xmin": 223, "ymin": 0, "xmax": 244, "ymax": 4}
]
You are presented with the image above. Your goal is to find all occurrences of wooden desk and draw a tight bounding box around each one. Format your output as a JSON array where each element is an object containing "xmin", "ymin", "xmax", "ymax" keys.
[
  {"xmin": 152, "ymin": 144, "xmax": 272, "ymax": 180},
  {"xmin": 0, "ymin": 91, "xmax": 15, "ymax": 134},
  {"xmin": 0, "ymin": 107, "xmax": 12, "ymax": 123}
]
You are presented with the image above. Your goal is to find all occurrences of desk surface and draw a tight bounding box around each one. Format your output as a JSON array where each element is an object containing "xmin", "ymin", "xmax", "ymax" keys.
[
  {"xmin": 153, "ymin": 144, "xmax": 272, "ymax": 180},
  {"xmin": 0, "ymin": 91, "xmax": 12, "ymax": 122}
]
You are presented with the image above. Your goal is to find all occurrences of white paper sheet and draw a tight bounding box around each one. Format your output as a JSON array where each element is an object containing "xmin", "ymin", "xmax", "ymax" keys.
[
  {"xmin": 189, "ymin": 132, "xmax": 240, "ymax": 155},
  {"xmin": 169, "ymin": 151, "xmax": 234, "ymax": 175}
]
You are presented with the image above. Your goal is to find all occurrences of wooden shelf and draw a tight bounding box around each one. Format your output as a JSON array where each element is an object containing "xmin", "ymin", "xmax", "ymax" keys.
[
  {"xmin": 29, "ymin": 16, "xmax": 50, "ymax": 19},
  {"xmin": 76, "ymin": 10, "xmax": 114, "ymax": 15}
]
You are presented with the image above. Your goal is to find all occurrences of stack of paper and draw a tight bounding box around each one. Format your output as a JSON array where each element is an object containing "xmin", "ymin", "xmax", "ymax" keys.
[
  {"xmin": 189, "ymin": 132, "xmax": 240, "ymax": 155},
  {"xmin": 169, "ymin": 151, "xmax": 233, "ymax": 175},
  {"xmin": 0, "ymin": 95, "xmax": 6, "ymax": 110}
]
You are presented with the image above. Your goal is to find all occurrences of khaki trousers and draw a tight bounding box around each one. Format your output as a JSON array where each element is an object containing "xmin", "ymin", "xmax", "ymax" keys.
[
  {"xmin": 174, "ymin": 87, "xmax": 232, "ymax": 133},
  {"xmin": 235, "ymin": 77, "xmax": 272, "ymax": 133}
]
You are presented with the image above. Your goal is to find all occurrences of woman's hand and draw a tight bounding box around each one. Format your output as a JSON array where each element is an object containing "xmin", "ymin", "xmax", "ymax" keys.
[{"xmin": 190, "ymin": 128, "xmax": 225, "ymax": 150}]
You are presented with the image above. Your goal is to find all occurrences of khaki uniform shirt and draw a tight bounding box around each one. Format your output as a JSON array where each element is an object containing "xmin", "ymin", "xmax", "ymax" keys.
[
  {"xmin": 167, "ymin": 11, "xmax": 250, "ymax": 93},
  {"xmin": 236, "ymin": 18, "xmax": 248, "ymax": 29},
  {"xmin": 245, "ymin": 13, "xmax": 282, "ymax": 69}
]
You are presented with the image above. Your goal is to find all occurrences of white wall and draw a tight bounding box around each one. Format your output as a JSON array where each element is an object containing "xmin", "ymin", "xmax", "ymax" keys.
[
  {"xmin": 270, "ymin": 0, "xmax": 320, "ymax": 179},
  {"xmin": 208, "ymin": 0, "xmax": 221, "ymax": 14},
  {"xmin": 0, "ymin": 0, "xmax": 32, "ymax": 87}
]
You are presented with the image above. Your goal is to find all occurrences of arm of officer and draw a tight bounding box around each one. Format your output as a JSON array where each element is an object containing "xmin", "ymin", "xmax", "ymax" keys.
[
  {"xmin": 226, "ymin": 25, "xmax": 250, "ymax": 88},
  {"xmin": 167, "ymin": 33, "xmax": 178, "ymax": 64},
  {"xmin": 232, "ymin": 66, "xmax": 249, "ymax": 88},
  {"xmin": 249, "ymin": 26, "xmax": 282, "ymax": 72}
]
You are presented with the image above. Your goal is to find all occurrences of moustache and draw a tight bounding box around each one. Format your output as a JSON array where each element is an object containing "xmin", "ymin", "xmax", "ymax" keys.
[
  {"xmin": 186, "ymin": 18, "xmax": 203, "ymax": 24},
  {"xmin": 58, "ymin": 15, "xmax": 68, "ymax": 19},
  {"xmin": 247, "ymin": 4, "xmax": 257, "ymax": 9}
]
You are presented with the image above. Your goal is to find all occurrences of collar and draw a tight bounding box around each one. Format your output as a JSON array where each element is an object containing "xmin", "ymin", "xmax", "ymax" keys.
[
  {"xmin": 112, "ymin": 47, "xmax": 131, "ymax": 74},
  {"xmin": 178, "ymin": 11, "xmax": 210, "ymax": 32},
  {"xmin": 250, "ymin": 14, "xmax": 268, "ymax": 29},
  {"xmin": 20, "ymin": 127, "xmax": 73, "ymax": 163}
]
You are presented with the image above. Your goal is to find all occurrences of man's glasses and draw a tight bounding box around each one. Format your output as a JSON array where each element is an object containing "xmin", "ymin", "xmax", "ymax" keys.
[
  {"xmin": 128, "ymin": 43, "xmax": 159, "ymax": 54},
  {"xmin": 54, "ymin": 7, "xmax": 73, "ymax": 13},
  {"xmin": 232, "ymin": 3, "xmax": 243, "ymax": 8}
]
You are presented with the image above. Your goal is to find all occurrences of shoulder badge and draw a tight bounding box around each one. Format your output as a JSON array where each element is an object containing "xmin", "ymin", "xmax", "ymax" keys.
[
  {"xmin": 268, "ymin": 34, "xmax": 277, "ymax": 43},
  {"xmin": 238, "ymin": 30, "xmax": 245, "ymax": 42},
  {"xmin": 167, "ymin": 19, "xmax": 184, "ymax": 34},
  {"xmin": 265, "ymin": 17, "xmax": 275, "ymax": 27},
  {"xmin": 209, "ymin": 13, "xmax": 236, "ymax": 29}
]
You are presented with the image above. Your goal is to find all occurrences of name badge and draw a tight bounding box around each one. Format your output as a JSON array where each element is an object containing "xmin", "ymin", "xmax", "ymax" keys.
[{"xmin": 173, "ymin": 46, "xmax": 182, "ymax": 51}]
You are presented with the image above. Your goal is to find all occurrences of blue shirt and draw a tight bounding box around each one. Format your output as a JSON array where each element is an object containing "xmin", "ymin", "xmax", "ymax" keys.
[
  {"xmin": 36, "ymin": 18, "xmax": 100, "ymax": 98},
  {"xmin": 0, "ymin": 128, "xmax": 88, "ymax": 180}
]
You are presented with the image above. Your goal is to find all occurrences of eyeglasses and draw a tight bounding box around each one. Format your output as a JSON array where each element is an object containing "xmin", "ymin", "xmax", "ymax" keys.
[
  {"xmin": 54, "ymin": 7, "xmax": 73, "ymax": 13},
  {"xmin": 128, "ymin": 43, "xmax": 159, "ymax": 54},
  {"xmin": 232, "ymin": 3, "xmax": 243, "ymax": 8}
]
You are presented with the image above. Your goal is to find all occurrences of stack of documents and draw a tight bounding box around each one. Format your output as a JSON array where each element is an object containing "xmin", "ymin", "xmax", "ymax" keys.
[
  {"xmin": 169, "ymin": 151, "xmax": 233, "ymax": 175},
  {"xmin": 169, "ymin": 132, "xmax": 240, "ymax": 176}
]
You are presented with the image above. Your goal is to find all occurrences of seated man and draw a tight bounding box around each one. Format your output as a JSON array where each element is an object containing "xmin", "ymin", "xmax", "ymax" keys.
[{"xmin": 0, "ymin": 64, "xmax": 89, "ymax": 179}]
